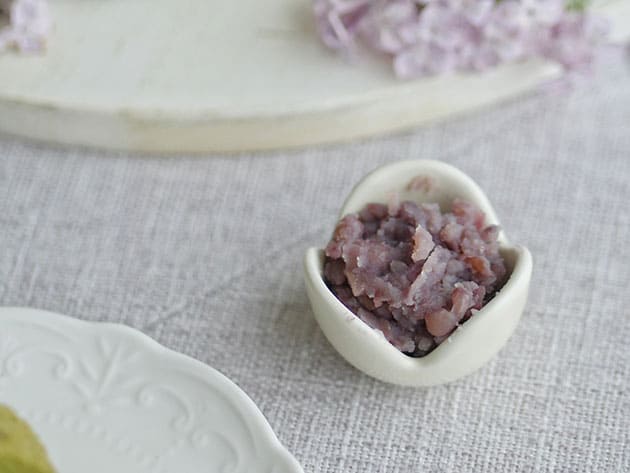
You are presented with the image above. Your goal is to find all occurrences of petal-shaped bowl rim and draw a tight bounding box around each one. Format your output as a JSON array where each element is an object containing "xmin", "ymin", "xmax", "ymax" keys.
[{"xmin": 303, "ymin": 160, "xmax": 532, "ymax": 386}]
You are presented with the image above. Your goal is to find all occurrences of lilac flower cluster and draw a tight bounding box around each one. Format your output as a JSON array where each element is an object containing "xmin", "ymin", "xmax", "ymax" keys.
[
  {"xmin": 314, "ymin": 0, "xmax": 608, "ymax": 77},
  {"xmin": 0, "ymin": 0, "xmax": 50, "ymax": 53}
]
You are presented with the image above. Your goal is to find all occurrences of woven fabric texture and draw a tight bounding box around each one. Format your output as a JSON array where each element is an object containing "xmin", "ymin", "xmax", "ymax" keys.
[{"xmin": 1, "ymin": 58, "xmax": 629, "ymax": 472}]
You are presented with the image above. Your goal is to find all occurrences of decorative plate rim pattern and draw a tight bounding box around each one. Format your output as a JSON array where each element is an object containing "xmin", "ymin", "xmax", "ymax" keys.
[{"xmin": 0, "ymin": 306, "xmax": 304, "ymax": 473}]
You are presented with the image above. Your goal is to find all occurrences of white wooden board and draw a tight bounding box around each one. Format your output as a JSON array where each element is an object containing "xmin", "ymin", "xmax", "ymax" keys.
[{"xmin": 0, "ymin": 0, "xmax": 628, "ymax": 153}]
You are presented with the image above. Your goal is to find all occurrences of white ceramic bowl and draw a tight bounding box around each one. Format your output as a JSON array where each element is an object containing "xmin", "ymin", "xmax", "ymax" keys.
[{"xmin": 303, "ymin": 160, "xmax": 532, "ymax": 386}]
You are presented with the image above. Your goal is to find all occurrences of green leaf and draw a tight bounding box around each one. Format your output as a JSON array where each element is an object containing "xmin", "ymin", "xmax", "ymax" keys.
[{"xmin": 566, "ymin": 0, "xmax": 590, "ymax": 11}]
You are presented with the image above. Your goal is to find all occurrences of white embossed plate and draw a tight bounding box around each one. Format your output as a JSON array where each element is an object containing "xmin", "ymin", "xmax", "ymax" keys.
[{"xmin": 0, "ymin": 307, "xmax": 303, "ymax": 473}]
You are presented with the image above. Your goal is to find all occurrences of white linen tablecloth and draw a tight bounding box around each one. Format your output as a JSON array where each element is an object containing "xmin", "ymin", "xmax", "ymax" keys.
[{"xmin": 1, "ymin": 57, "xmax": 629, "ymax": 472}]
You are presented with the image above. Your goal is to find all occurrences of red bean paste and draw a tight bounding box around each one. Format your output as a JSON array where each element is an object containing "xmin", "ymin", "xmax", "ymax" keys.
[{"xmin": 324, "ymin": 198, "xmax": 506, "ymax": 357}]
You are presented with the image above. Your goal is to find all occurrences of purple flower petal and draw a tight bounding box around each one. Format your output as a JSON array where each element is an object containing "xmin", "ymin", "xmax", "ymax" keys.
[
  {"xmin": 0, "ymin": 0, "xmax": 50, "ymax": 53},
  {"xmin": 313, "ymin": 0, "xmax": 610, "ymax": 79}
]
